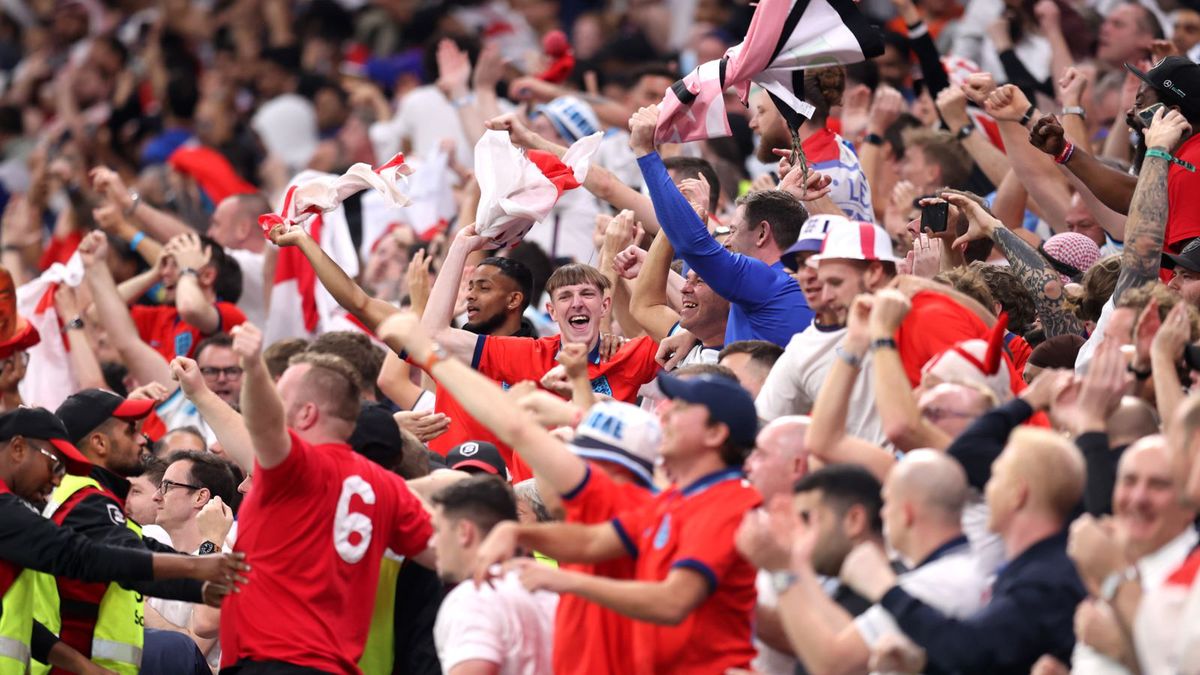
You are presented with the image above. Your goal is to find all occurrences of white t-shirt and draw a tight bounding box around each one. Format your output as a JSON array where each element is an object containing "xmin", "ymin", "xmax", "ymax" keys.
[
  {"xmin": 854, "ymin": 538, "xmax": 989, "ymax": 652},
  {"xmin": 753, "ymin": 570, "xmax": 798, "ymax": 675},
  {"xmin": 755, "ymin": 323, "xmax": 886, "ymax": 446},
  {"xmin": 153, "ymin": 388, "xmax": 218, "ymax": 447},
  {"xmin": 372, "ymin": 86, "xmax": 472, "ymax": 168},
  {"xmin": 524, "ymin": 188, "xmax": 603, "ymax": 264},
  {"xmin": 434, "ymin": 571, "xmax": 558, "ymax": 675},
  {"xmin": 229, "ymin": 248, "xmax": 266, "ymax": 328},
  {"xmin": 141, "ymin": 525, "xmax": 227, "ymax": 669}
]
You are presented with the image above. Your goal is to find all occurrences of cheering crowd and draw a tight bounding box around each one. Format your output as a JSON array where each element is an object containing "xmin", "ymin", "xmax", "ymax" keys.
[{"xmin": 6, "ymin": 0, "xmax": 1200, "ymax": 673}]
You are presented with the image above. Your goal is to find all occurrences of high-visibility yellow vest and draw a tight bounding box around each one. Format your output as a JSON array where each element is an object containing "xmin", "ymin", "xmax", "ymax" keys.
[
  {"xmin": 0, "ymin": 568, "xmax": 37, "ymax": 675},
  {"xmin": 358, "ymin": 555, "xmax": 402, "ymax": 675},
  {"xmin": 31, "ymin": 475, "xmax": 144, "ymax": 675}
]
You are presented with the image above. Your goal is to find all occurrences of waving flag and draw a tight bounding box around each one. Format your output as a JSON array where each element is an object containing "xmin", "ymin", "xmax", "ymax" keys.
[{"xmin": 655, "ymin": 0, "xmax": 883, "ymax": 144}]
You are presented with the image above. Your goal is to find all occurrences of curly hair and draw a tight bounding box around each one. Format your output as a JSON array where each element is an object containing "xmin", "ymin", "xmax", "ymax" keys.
[{"xmin": 969, "ymin": 262, "xmax": 1037, "ymax": 334}]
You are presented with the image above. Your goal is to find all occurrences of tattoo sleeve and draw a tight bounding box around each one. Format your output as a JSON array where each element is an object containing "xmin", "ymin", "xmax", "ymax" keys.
[
  {"xmin": 1113, "ymin": 156, "xmax": 1169, "ymax": 303},
  {"xmin": 991, "ymin": 227, "xmax": 1086, "ymax": 338}
]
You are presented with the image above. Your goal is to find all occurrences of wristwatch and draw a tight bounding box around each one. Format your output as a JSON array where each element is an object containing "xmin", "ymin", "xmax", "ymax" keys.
[
  {"xmin": 179, "ymin": 267, "xmax": 199, "ymax": 278},
  {"xmin": 771, "ymin": 571, "xmax": 799, "ymax": 595},
  {"xmin": 1062, "ymin": 106, "xmax": 1086, "ymax": 120},
  {"xmin": 955, "ymin": 123, "xmax": 975, "ymax": 141},
  {"xmin": 62, "ymin": 315, "xmax": 85, "ymax": 333},
  {"xmin": 870, "ymin": 337, "xmax": 898, "ymax": 352},
  {"xmin": 198, "ymin": 541, "xmax": 217, "ymax": 555},
  {"xmin": 864, "ymin": 133, "xmax": 885, "ymax": 146},
  {"xmin": 419, "ymin": 343, "xmax": 450, "ymax": 372},
  {"xmin": 1100, "ymin": 565, "xmax": 1139, "ymax": 602}
]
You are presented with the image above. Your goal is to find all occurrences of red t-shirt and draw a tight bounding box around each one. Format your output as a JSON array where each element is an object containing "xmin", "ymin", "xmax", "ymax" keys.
[
  {"xmin": 611, "ymin": 468, "xmax": 761, "ymax": 675},
  {"xmin": 220, "ymin": 431, "xmax": 433, "ymax": 674},
  {"xmin": 556, "ymin": 463, "xmax": 654, "ymax": 675},
  {"xmin": 1165, "ymin": 133, "xmax": 1200, "ymax": 251},
  {"xmin": 430, "ymin": 335, "xmax": 661, "ymax": 481},
  {"xmin": 895, "ymin": 291, "xmax": 1026, "ymax": 398},
  {"xmin": 131, "ymin": 302, "xmax": 245, "ymax": 361}
]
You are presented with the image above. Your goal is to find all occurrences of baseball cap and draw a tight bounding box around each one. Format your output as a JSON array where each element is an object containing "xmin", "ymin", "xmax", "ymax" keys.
[
  {"xmin": 1163, "ymin": 237, "xmax": 1200, "ymax": 273},
  {"xmin": 447, "ymin": 441, "xmax": 508, "ymax": 478},
  {"xmin": 55, "ymin": 389, "xmax": 155, "ymax": 445},
  {"xmin": 533, "ymin": 96, "xmax": 600, "ymax": 144},
  {"xmin": 349, "ymin": 403, "xmax": 402, "ymax": 469},
  {"xmin": 567, "ymin": 400, "xmax": 663, "ymax": 488},
  {"xmin": 781, "ymin": 215, "xmax": 851, "ymax": 271},
  {"xmin": 656, "ymin": 372, "xmax": 758, "ymax": 448},
  {"xmin": 1126, "ymin": 56, "xmax": 1200, "ymax": 117},
  {"xmin": 811, "ymin": 220, "xmax": 898, "ymax": 265},
  {"xmin": 0, "ymin": 407, "xmax": 92, "ymax": 475}
]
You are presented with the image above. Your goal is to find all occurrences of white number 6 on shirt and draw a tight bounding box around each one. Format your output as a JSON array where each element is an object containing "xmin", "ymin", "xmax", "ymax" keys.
[{"xmin": 334, "ymin": 476, "xmax": 376, "ymax": 563}]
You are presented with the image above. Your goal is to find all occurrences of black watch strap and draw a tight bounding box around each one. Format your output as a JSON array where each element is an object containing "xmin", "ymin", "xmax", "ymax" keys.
[
  {"xmin": 198, "ymin": 541, "xmax": 217, "ymax": 555},
  {"xmin": 870, "ymin": 337, "xmax": 898, "ymax": 352},
  {"xmin": 955, "ymin": 123, "xmax": 975, "ymax": 141},
  {"xmin": 864, "ymin": 133, "xmax": 885, "ymax": 146}
]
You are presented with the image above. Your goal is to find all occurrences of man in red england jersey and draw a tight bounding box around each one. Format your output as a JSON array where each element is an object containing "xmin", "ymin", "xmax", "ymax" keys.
[
  {"xmin": 379, "ymin": 309, "xmax": 760, "ymax": 674},
  {"xmin": 218, "ymin": 322, "xmax": 434, "ymax": 674},
  {"xmin": 378, "ymin": 311, "xmax": 661, "ymax": 675}
]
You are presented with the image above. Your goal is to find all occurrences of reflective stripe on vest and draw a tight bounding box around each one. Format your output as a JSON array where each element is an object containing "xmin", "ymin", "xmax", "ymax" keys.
[
  {"xmin": 358, "ymin": 553, "xmax": 403, "ymax": 675},
  {"xmin": 31, "ymin": 475, "xmax": 144, "ymax": 675},
  {"xmin": 0, "ymin": 569, "xmax": 37, "ymax": 675}
]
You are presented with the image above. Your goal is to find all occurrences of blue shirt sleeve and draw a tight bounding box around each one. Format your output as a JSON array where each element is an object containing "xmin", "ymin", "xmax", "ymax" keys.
[{"xmin": 637, "ymin": 152, "xmax": 782, "ymax": 308}]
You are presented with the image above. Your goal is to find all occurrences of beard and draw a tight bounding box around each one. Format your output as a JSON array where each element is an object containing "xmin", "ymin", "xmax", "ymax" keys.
[
  {"xmin": 756, "ymin": 124, "xmax": 794, "ymax": 164},
  {"xmin": 464, "ymin": 310, "xmax": 509, "ymax": 336}
]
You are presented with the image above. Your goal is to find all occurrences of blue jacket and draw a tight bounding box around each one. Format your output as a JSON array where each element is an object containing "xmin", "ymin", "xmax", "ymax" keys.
[
  {"xmin": 879, "ymin": 530, "xmax": 1086, "ymax": 674},
  {"xmin": 637, "ymin": 152, "xmax": 812, "ymax": 346}
]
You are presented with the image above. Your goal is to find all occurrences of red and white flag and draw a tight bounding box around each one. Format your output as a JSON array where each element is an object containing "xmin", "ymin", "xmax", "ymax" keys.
[
  {"xmin": 655, "ymin": 0, "xmax": 883, "ymax": 144},
  {"xmin": 17, "ymin": 255, "xmax": 83, "ymax": 409}
]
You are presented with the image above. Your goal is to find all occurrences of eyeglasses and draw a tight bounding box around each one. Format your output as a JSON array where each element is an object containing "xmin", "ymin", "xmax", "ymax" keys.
[
  {"xmin": 36, "ymin": 446, "xmax": 65, "ymax": 479},
  {"xmin": 200, "ymin": 366, "xmax": 244, "ymax": 380},
  {"xmin": 158, "ymin": 479, "xmax": 203, "ymax": 494},
  {"xmin": 920, "ymin": 407, "xmax": 976, "ymax": 423}
]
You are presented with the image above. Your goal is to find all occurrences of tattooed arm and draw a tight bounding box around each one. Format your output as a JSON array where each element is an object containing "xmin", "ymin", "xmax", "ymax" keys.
[
  {"xmin": 1111, "ymin": 108, "xmax": 1187, "ymax": 303},
  {"xmin": 944, "ymin": 193, "xmax": 1084, "ymax": 338}
]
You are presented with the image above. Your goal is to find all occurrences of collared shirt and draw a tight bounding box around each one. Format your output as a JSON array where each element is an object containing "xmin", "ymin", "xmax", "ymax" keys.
[
  {"xmin": 879, "ymin": 530, "xmax": 1086, "ymax": 674},
  {"xmin": 611, "ymin": 468, "xmax": 761, "ymax": 674}
]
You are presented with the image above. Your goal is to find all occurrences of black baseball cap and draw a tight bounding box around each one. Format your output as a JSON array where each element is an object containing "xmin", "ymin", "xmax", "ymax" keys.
[
  {"xmin": 0, "ymin": 407, "xmax": 92, "ymax": 475},
  {"xmin": 1126, "ymin": 57, "xmax": 1200, "ymax": 117},
  {"xmin": 446, "ymin": 441, "xmax": 508, "ymax": 478},
  {"xmin": 1163, "ymin": 237, "xmax": 1200, "ymax": 273},
  {"xmin": 349, "ymin": 403, "xmax": 403, "ymax": 469},
  {"xmin": 656, "ymin": 372, "xmax": 758, "ymax": 448},
  {"xmin": 55, "ymin": 389, "xmax": 155, "ymax": 445}
]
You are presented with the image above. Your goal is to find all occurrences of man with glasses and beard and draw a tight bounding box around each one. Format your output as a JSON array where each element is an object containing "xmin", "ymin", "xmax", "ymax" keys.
[{"xmin": 32, "ymin": 389, "xmax": 211, "ymax": 675}]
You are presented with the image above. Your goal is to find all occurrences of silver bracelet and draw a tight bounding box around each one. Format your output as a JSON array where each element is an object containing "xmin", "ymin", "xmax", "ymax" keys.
[
  {"xmin": 123, "ymin": 190, "xmax": 141, "ymax": 218},
  {"xmin": 835, "ymin": 344, "xmax": 863, "ymax": 369}
]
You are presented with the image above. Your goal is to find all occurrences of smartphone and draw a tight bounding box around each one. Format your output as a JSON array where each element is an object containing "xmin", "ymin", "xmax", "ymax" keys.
[
  {"xmin": 921, "ymin": 202, "xmax": 949, "ymax": 233},
  {"xmin": 1137, "ymin": 103, "xmax": 1164, "ymax": 128},
  {"xmin": 1185, "ymin": 344, "xmax": 1200, "ymax": 371}
]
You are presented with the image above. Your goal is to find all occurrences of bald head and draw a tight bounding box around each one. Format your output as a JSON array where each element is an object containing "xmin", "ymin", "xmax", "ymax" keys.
[
  {"xmin": 748, "ymin": 415, "xmax": 810, "ymax": 501},
  {"xmin": 888, "ymin": 450, "xmax": 969, "ymax": 523},
  {"xmin": 1005, "ymin": 427, "xmax": 1086, "ymax": 520},
  {"xmin": 1108, "ymin": 396, "xmax": 1160, "ymax": 449}
]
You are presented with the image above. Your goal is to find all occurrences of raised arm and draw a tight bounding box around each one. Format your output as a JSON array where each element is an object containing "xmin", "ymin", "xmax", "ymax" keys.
[
  {"xmin": 268, "ymin": 223, "xmax": 398, "ymax": 331},
  {"xmin": 417, "ymin": 225, "xmax": 494, "ymax": 361},
  {"xmin": 91, "ymin": 166, "xmax": 193, "ymax": 243},
  {"xmin": 165, "ymin": 234, "xmax": 221, "ymax": 334},
  {"xmin": 377, "ymin": 312, "xmax": 589, "ymax": 494},
  {"xmin": 983, "ymin": 88, "xmax": 1072, "ymax": 228},
  {"xmin": 1029, "ymin": 115, "xmax": 1136, "ymax": 216},
  {"xmin": 944, "ymin": 192, "xmax": 1084, "ymax": 338},
  {"xmin": 630, "ymin": 230, "xmax": 684, "ymax": 341},
  {"xmin": 1109, "ymin": 108, "xmax": 1186, "ymax": 303},
  {"xmin": 77, "ymin": 231, "xmax": 173, "ymax": 387},
  {"xmin": 170, "ymin": 356, "xmax": 255, "ymax": 473},
  {"xmin": 230, "ymin": 322, "xmax": 290, "ymax": 469},
  {"xmin": 52, "ymin": 285, "xmax": 106, "ymax": 391}
]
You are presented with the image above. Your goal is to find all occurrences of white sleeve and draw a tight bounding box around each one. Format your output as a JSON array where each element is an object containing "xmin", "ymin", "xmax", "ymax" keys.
[
  {"xmin": 852, "ymin": 604, "xmax": 901, "ymax": 648},
  {"xmin": 434, "ymin": 587, "xmax": 504, "ymax": 672},
  {"xmin": 1075, "ymin": 298, "xmax": 1115, "ymax": 375},
  {"xmin": 755, "ymin": 336, "xmax": 808, "ymax": 422}
]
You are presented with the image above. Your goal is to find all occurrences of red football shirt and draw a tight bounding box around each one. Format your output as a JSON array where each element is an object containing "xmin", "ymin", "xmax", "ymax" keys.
[
  {"xmin": 219, "ymin": 431, "xmax": 433, "ymax": 674},
  {"xmin": 556, "ymin": 463, "xmax": 654, "ymax": 675},
  {"xmin": 1165, "ymin": 134, "xmax": 1200, "ymax": 251},
  {"xmin": 430, "ymin": 335, "xmax": 661, "ymax": 481},
  {"xmin": 131, "ymin": 302, "xmax": 245, "ymax": 361},
  {"xmin": 611, "ymin": 468, "xmax": 761, "ymax": 675}
]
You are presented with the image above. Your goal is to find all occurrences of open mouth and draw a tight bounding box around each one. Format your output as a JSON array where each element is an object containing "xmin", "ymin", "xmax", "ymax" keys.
[
  {"xmin": 466, "ymin": 305, "xmax": 479, "ymax": 320},
  {"xmin": 680, "ymin": 300, "xmax": 698, "ymax": 318},
  {"xmin": 567, "ymin": 315, "xmax": 590, "ymax": 330}
]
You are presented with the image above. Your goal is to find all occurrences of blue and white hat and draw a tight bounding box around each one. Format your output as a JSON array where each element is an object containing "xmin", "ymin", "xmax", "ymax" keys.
[
  {"xmin": 534, "ymin": 96, "xmax": 601, "ymax": 144},
  {"xmin": 568, "ymin": 401, "xmax": 662, "ymax": 488},
  {"xmin": 781, "ymin": 214, "xmax": 850, "ymax": 271}
]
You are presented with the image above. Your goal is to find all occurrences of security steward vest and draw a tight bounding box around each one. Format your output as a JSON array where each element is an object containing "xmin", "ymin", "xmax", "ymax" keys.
[
  {"xmin": 0, "ymin": 564, "xmax": 37, "ymax": 675},
  {"xmin": 31, "ymin": 475, "xmax": 144, "ymax": 675},
  {"xmin": 358, "ymin": 554, "xmax": 402, "ymax": 675}
]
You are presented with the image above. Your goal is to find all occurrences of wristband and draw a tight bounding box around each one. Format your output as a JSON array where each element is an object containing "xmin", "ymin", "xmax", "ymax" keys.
[
  {"xmin": 1062, "ymin": 106, "xmax": 1086, "ymax": 120},
  {"xmin": 1127, "ymin": 362, "xmax": 1151, "ymax": 381},
  {"xmin": 1054, "ymin": 141, "xmax": 1075, "ymax": 165},
  {"xmin": 129, "ymin": 231, "xmax": 146, "ymax": 251},
  {"xmin": 835, "ymin": 344, "xmax": 863, "ymax": 369},
  {"xmin": 870, "ymin": 337, "xmax": 898, "ymax": 352},
  {"xmin": 864, "ymin": 133, "xmax": 885, "ymax": 146},
  {"xmin": 179, "ymin": 267, "xmax": 199, "ymax": 278},
  {"xmin": 1019, "ymin": 104, "xmax": 1036, "ymax": 127},
  {"xmin": 1145, "ymin": 148, "xmax": 1196, "ymax": 172}
]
